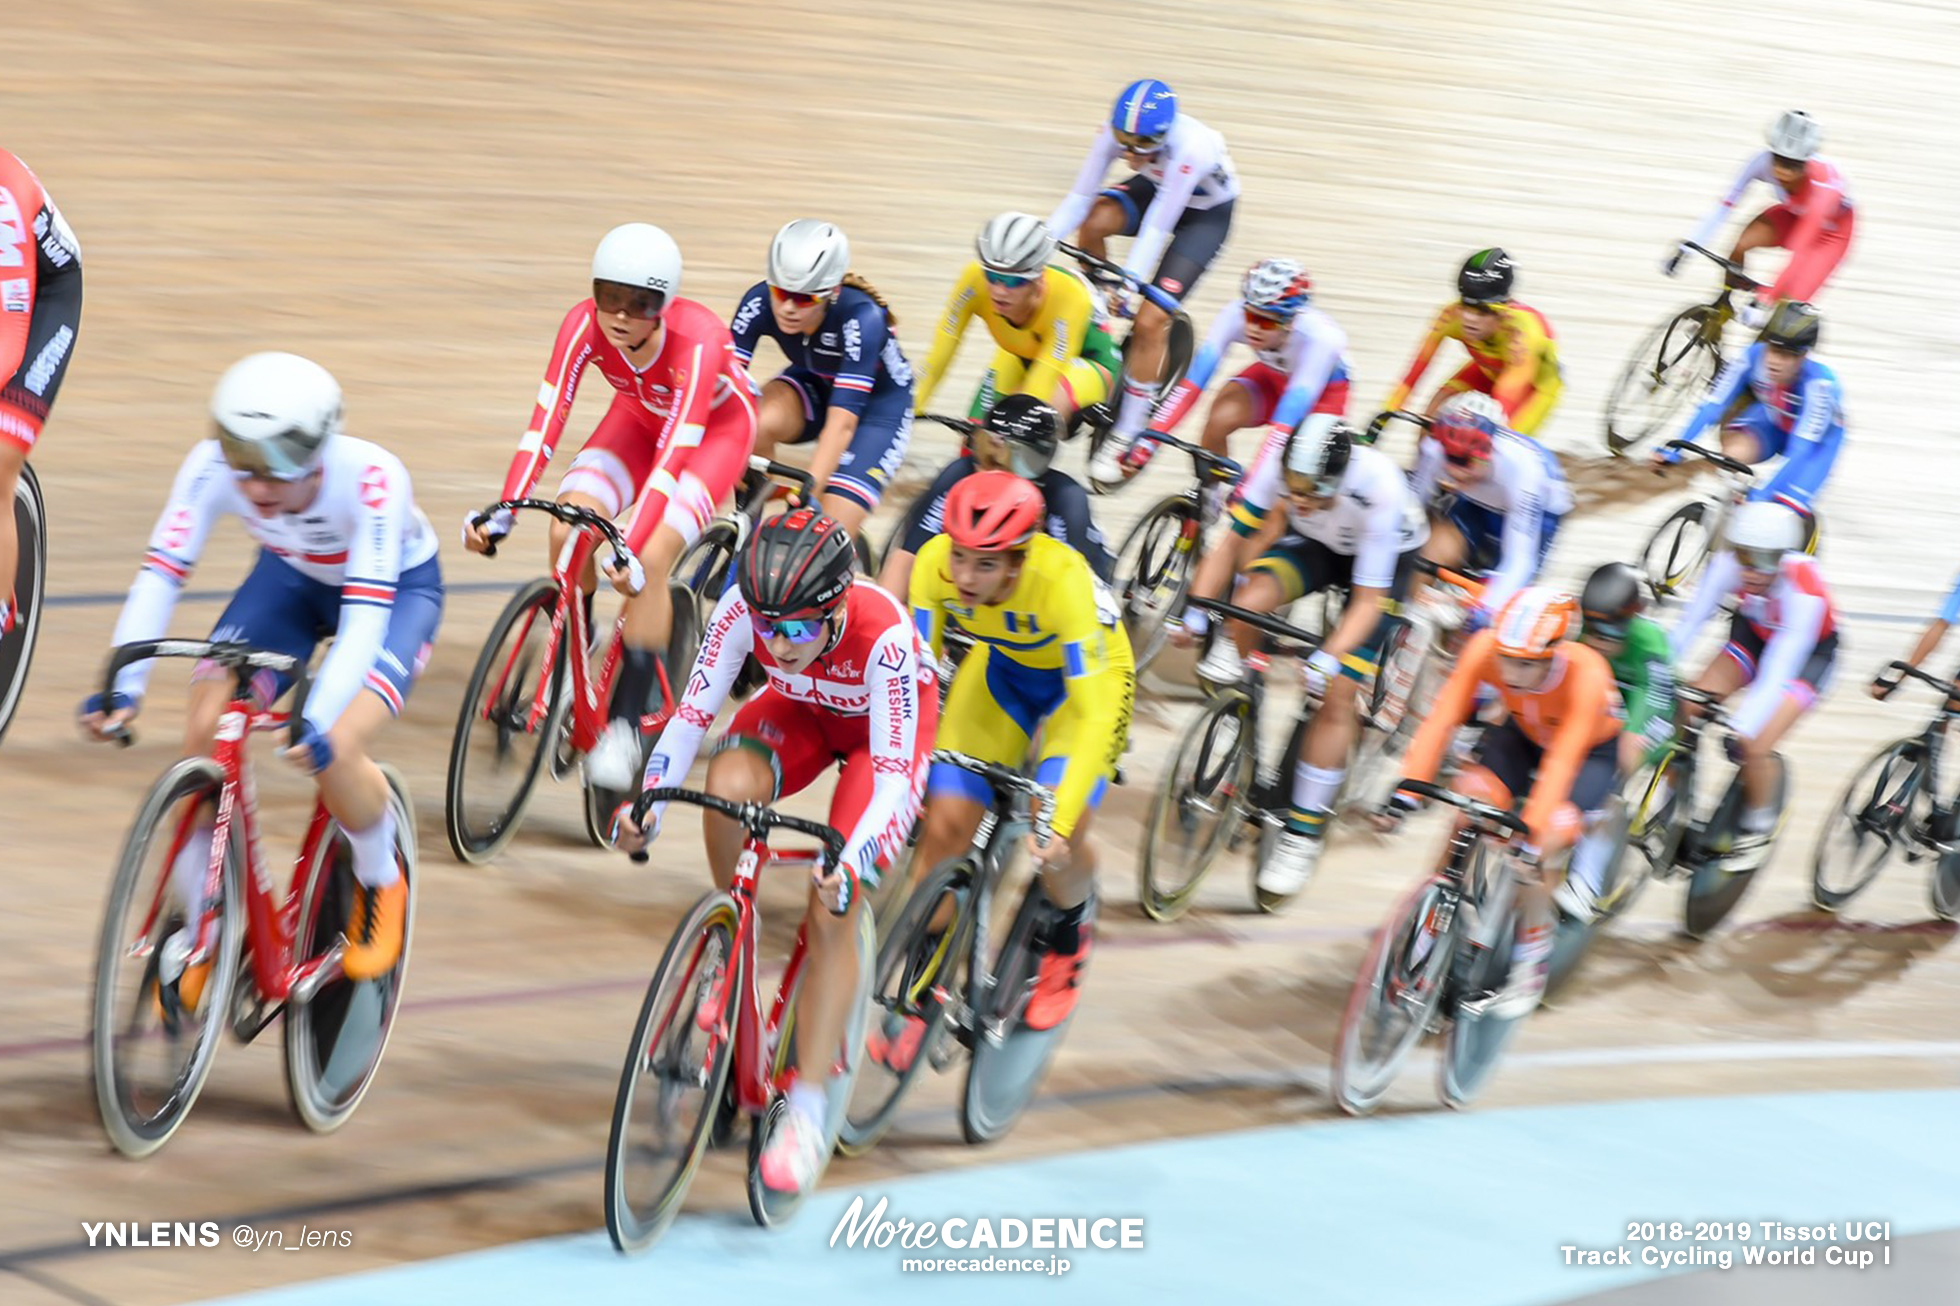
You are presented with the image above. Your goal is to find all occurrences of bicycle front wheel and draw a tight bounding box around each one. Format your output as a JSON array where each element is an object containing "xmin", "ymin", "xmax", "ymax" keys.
[
  {"xmin": 1114, "ymin": 495, "xmax": 1201, "ymax": 674},
  {"xmin": 840, "ymin": 856, "xmax": 977, "ymax": 1156},
  {"xmin": 0, "ymin": 464, "xmax": 47, "ymax": 744},
  {"xmin": 1332, "ymin": 874, "xmax": 1456, "ymax": 1117},
  {"xmin": 1140, "ymin": 690, "xmax": 1255, "ymax": 922},
  {"xmin": 1812, "ymin": 739, "xmax": 1925, "ymax": 912},
  {"xmin": 604, "ymin": 891, "xmax": 742, "ymax": 1254},
  {"xmin": 961, "ymin": 874, "xmax": 1077, "ymax": 1145},
  {"xmin": 1641, "ymin": 500, "xmax": 1718, "ymax": 602},
  {"xmin": 91, "ymin": 758, "xmax": 246, "ymax": 1158},
  {"xmin": 445, "ymin": 578, "xmax": 565, "ymax": 864},
  {"xmin": 1604, "ymin": 305, "xmax": 1723, "ymax": 455}
]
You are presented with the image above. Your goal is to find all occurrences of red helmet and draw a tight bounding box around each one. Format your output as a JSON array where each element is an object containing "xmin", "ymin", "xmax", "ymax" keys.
[
  {"xmin": 943, "ymin": 469, "xmax": 1044, "ymax": 551},
  {"xmin": 1431, "ymin": 394, "xmax": 1502, "ymax": 463}
]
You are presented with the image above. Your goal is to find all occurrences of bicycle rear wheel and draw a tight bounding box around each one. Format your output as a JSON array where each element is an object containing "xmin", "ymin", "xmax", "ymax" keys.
[
  {"xmin": 1811, "ymin": 739, "xmax": 1923, "ymax": 912},
  {"xmin": 1604, "ymin": 305, "xmax": 1723, "ymax": 455},
  {"xmin": 1140, "ymin": 690, "xmax": 1255, "ymax": 922},
  {"xmin": 1114, "ymin": 495, "xmax": 1200, "ymax": 674},
  {"xmin": 284, "ymin": 767, "xmax": 418, "ymax": 1133},
  {"xmin": 1641, "ymin": 500, "xmax": 1716, "ymax": 601},
  {"xmin": 445, "ymin": 578, "xmax": 565, "ymax": 864},
  {"xmin": 0, "ymin": 464, "xmax": 47, "ymax": 744},
  {"xmin": 1331, "ymin": 874, "xmax": 1457, "ymax": 1117},
  {"xmin": 91, "ymin": 758, "xmax": 246, "ymax": 1158},
  {"xmin": 604, "ymin": 891, "xmax": 742, "ymax": 1254},
  {"xmin": 746, "ymin": 908, "xmax": 877, "ymax": 1226},
  {"xmin": 840, "ymin": 857, "xmax": 977, "ymax": 1156}
]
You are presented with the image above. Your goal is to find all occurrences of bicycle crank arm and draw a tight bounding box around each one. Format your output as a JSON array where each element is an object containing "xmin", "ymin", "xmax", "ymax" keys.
[{"xmin": 289, "ymin": 943, "xmax": 345, "ymax": 1006}]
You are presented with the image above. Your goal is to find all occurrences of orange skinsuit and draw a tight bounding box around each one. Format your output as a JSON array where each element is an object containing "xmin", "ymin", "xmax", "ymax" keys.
[{"xmin": 1399, "ymin": 630, "xmax": 1623, "ymax": 847}]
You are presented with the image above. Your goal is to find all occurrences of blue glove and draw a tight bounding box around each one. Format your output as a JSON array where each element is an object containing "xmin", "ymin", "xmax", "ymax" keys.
[
  {"xmin": 1463, "ymin": 605, "xmax": 1492, "ymax": 636},
  {"xmin": 81, "ymin": 690, "xmax": 136, "ymax": 718},
  {"xmin": 289, "ymin": 718, "xmax": 336, "ymax": 774},
  {"xmin": 1723, "ymin": 732, "xmax": 1749, "ymax": 766}
]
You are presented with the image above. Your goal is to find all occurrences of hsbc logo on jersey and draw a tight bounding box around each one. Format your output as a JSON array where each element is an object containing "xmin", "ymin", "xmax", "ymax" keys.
[{"xmin": 359, "ymin": 465, "xmax": 389, "ymax": 510}]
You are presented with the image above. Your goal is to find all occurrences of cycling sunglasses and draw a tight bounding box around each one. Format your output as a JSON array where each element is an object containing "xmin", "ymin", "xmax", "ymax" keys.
[
  {"xmin": 1582, "ymin": 620, "xmax": 1629, "ymax": 644},
  {"xmin": 750, "ymin": 612, "xmax": 831, "ymax": 645},
  {"xmin": 1243, "ymin": 306, "xmax": 1294, "ymax": 330},
  {"xmin": 769, "ymin": 284, "xmax": 832, "ymax": 309},
  {"xmin": 592, "ymin": 281, "xmax": 667, "ymax": 321},
  {"xmin": 216, "ymin": 429, "xmax": 312, "ymax": 482},
  {"xmin": 1284, "ymin": 471, "xmax": 1340, "ymax": 500},
  {"xmin": 1734, "ymin": 545, "xmax": 1785, "ymax": 573},
  {"xmin": 1113, "ymin": 129, "xmax": 1166, "ymax": 153},
  {"xmin": 983, "ymin": 270, "xmax": 1037, "ymax": 289}
]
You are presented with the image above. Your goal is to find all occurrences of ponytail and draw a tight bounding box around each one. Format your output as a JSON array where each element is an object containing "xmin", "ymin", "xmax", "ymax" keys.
[{"xmin": 841, "ymin": 272, "xmax": 897, "ymax": 329}]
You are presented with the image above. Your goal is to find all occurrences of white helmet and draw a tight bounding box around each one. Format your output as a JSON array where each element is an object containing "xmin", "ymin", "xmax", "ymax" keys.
[
  {"xmin": 592, "ymin": 223, "xmax": 683, "ymax": 301},
  {"xmin": 210, "ymin": 351, "xmax": 343, "ymax": 480},
  {"xmin": 1726, "ymin": 500, "xmax": 1806, "ymax": 562},
  {"xmin": 975, "ymin": 212, "xmax": 1055, "ymax": 278},
  {"xmin": 768, "ymin": 219, "xmax": 850, "ymax": 295},
  {"xmin": 1439, "ymin": 390, "xmax": 1506, "ymax": 426},
  {"xmin": 1766, "ymin": 109, "xmax": 1822, "ymax": 161}
]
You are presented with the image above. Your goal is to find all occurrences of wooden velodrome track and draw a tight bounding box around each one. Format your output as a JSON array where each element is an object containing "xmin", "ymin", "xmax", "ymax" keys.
[{"xmin": 5, "ymin": 2, "xmax": 1960, "ymax": 1302}]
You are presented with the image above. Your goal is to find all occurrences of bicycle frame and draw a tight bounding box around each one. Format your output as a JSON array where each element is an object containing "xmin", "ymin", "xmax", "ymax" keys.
[{"xmin": 718, "ymin": 835, "xmax": 829, "ymax": 1115}]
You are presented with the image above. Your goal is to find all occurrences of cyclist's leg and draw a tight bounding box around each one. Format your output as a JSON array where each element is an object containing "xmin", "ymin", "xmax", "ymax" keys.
[
  {"xmin": 1776, "ymin": 207, "xmax": 1854, "ymax": 303},
  {"xmin": 1299, "ymin": 549, "xmax": 1416, "ymax": 828},
  {"xmin": 823, "ymin": 386, "xmax": 912, "ymax": 537},
  {"xmin": 1113, "ymin": 202, "xmax": 1232, "ymax": 438},
  {"xmin": 1728, "ymin": 630, "xmax": 1834, "ymax": 821},
  {"xmin": 702, "ymin": 689, "xmax": 835, "ymax": 890},
  {"xmin": 1718, "ymin": 404, "xmax": 1783, "ymax": 467},
  {"xmin": 1559, "ymin": 738, "xmax": 1626, "ymax": 910},
  {"xmin": 1069, "ymin": 176, "xmax": 1147, "ymax": 262},
  {"xmin": 1730, "ymin": 206, "xmax": 1791, "ymax": 270},
  {"xmin": 755, "ymin": 372, "xmax": 821, "ymax": 465},
  {"xmin": 0, "ymin": 260, "xmax": 80, "ymax": 629},
  {"xmin": 1199, "ymin": 371, "xmax": 1265, "ymax": 458},
  {"xmin": 1509, "ymin": 380, "xmax": 1560, "ymax": 437},
  {"xmin": 1031, "ymin": 658, "xmax": 1133, "ymax": 916},
  {"xmin": 975, "ymin": 350, "xmax": 1030, "ymax": 419},
  {"xmin": 1687, "ymin": 615, "xmax": 1755, "ymax": 717}
]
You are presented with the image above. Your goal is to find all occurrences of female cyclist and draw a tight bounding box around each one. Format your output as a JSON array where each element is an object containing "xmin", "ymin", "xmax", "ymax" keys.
[
  {"xmin": 730, "ymin": 219, "xmax": 914, "ymax": 535},
  {"xmin": 464, "ymin": 223, "xmax": 758, "ymax": 796}
]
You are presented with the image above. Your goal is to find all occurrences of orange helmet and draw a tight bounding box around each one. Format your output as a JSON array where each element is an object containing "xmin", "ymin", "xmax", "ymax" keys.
[
  {"xmin": 1493, "ymin": 586, "xmax": 1577, "ymax": 660},
  {"xmin": 943, "ymin": 469, "xmax": 1045, "ymax": 551}
]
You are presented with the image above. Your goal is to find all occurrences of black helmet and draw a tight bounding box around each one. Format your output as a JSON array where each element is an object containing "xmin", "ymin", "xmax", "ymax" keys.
[
  {"xmin": 1760, "ymin": 300, "xmax": 1821, "ymax": 353},
  {"xmin": 1457, "ymin": 248, "xmax": 1515, "ymax": 306},
  {"xmin": 738, "ymin": 507, "xmax": 856, "ymax": 619},
  {"xmin": 1580, "ymin": 561, "xmax": 1645, "ymax": 635},
  {"xmin": 981, "ymin": 393, "xmax": 1062, "ymax": 478}
]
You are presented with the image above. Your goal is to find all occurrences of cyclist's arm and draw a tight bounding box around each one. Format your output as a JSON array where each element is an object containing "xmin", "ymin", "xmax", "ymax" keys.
[
  {"xmin": 0, "ymin": 173, "xmax": 41, "ymax": 380},
  {"xmin": 1268, "ymin": 320, "xmax": 1346, "ymax": 432},
  {"xmin": 1408, "ymin": 435, "xmax": 1445, "ymax": 507},
  {"xmin": 1399, "ymin": 630, "xmax": 1496, "ymax": 787},
  {"xmin": 1668, "ymin": 549, "xmax": 1740, "ymax": 663},
  {"xmin": 897, "ymin": 460, "xmax": 967, "ymax": 558},
  {"xmin": 1145, "ymin": 302, "xmax": 1238, "ymax": 435},
  {"xmin": 1521, "ymin": 654, "xmax": 1622, "ymax": 846},
  {"xmin": 838, "ymin": 626, "xmax": 926, "ymax": 889},
  {"xmin": 1671, "ymin": 343, "xmax": 1758, "ymax": 453},
  {"xmin": 1618, "ymin": 619, "xmax": 1679, "ymax": 754},
  {"xmin": 1489, "ymin": 315, "xmax": 1546, "ymax": 422},
  {"xmin": 1048, "ymin": 576, "xmax": 1130, "ymax": 840},
  {"xmin": 1752, "ymin": 372, "xmax": 1844, "ymax": 515},
  {"xmin": 1022, "ymin": 282, "xmax": 1090, "ymax": 405},
  {"xmin": 1765, "ymin": 164, "xmax": 1847, "ymax": 302},
  {"xmin": 1047, "ymin": 130, "xmax": 1121, "ymax": 240},
  {"xmin": 907, "ymin": 535, "xmax": 952, "ymax": 661},
  {"xmin": 1481, "ymin": 476, "xmax": 1548, "ymax": 617},
  {"xmin": 804, "ymin": 298, "xmax": 890, "ymax": 495},
  {"xmin": 1044, "ymin": 473, "xmax": 1116, "ymax": 582},
  {"xmin": 1325, "ymin": 491, "xmax": 1405, "ymax": 667},
  {"xmin": 728, "ymin": 284, "xmax": 771, "ymax": 369},
  {"xmin": 108, "ymin": 444, "xmax": 230, "ymax": 702},
  {"xmin": 913, "ymin": 267, "xmax": 982, "ymax": 415},
  {"xmin": 307, "ymin": 457, "xmax": 409, "ymax": 733},
  {"xmin": 621, "ymin": 335, "xmax": 718, "ymax": 555},
  {"xmin": 641, "ymin": 586, "xmax": 753, "ymax": 825},
  {"xmin": 1730, "ymin": 583, "xmax": 1826, "ymax": 739},
  {"xmin": 1685, "ymin": 152, "xmax": 1772, "ymax": 250},
  {"xmin": 1896, "ymin": 576, "xmax": 1960, "ymax": 670},
  {"xmin": 1190, "ymin": 504, "xmax": 1282, "ymax": 615},
  {"xmin": 501, "ymin": 303, "xmax": 598, "ymax": 502},
  {"xmin": 1126, "ymin": 134, "xmax": 1216, "ymax": 282},
  {"xmin": 1384, "ymin": 308, "xmax": 1453, "ymax": 412}
]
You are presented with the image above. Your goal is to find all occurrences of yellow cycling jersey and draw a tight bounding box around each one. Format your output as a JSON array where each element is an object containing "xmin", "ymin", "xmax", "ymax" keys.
[
  {"xmin": 910, "ymin": 532, "xmax": 1134, "ymax": 837},
  {"xmin": 1385, "ymin": 300, "xmax": 1563, "ymax": 430},
  {"xmin": 913, "ymin": 262, "xmax": 1100, "ymax": 413}
]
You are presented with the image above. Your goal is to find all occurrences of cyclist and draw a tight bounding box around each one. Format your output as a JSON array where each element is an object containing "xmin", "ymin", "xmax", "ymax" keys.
[
  {"xmin": 79, "ymin": 352, "xmax": 443, "ymax": 1000},
  {"xmin": 1869, "ymin": 566, "xmax": 1960, "ymax": 702},
  {"xmin": 900, "ymin": 471, "xmax": 1134, "ymax": 1054},
  {"xmin": 879, "ymin": 394, "xmax": 1113, "ymax": 599},
  {"xmin": 1, "ymin": 147, "xmax": 83, "ymax": 641},
  {"xmin": 1049, "ymin": 79, "xmax": 1239, "ymax": 457},
  {"xmin": 1408, "ymin": 393, "xmax": 1573, "ymax": 623},
  {"xmin": 1383, "ymin": 249, "xmax": 1563, "ymax": 436},
  {"xmin": 1572, "ymin": 561, "xmax": 1678, "ymax": 916},
  {"xmin": 1665, "ymin": 109, "xmax": 1854, "ymax": 325},
  {"xmin": 463, "ymin": 223, "xmax": 758, "ymax": 804},
  {"xmin": 729, "ymin": 219, "xmax": 914, "ymax": 536},
  {"xmin": 1667, "ymin": 501, "xmax": 1838, "ymax": 862},
  {"xmin": 1092, "ymin": 257, "xmax": 1351, "ymax": 491},
  {"xmin": 614, "ymin": 509, "xmax": 935, "ymax": 1197},
  {"xmin": 913, "ymin": 212, "xmax": 1119, "ymax": 423},
  {"xmin": 1376, "ymin": 587, "xmax": 1625, "ymax": 1018},
  {"xmin": 1181, "ymin": 421, "xmax": 1427, "ymax": 899},
  {"xmin": 1650, "ymin": 300, "xmax": 1842, "ymax": 521}
]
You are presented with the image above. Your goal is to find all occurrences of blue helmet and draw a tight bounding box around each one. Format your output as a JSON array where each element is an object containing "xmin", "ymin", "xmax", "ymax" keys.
[{"xmin": 1110, "ymin": 79, "xmax": 1177, "ymax": 142}]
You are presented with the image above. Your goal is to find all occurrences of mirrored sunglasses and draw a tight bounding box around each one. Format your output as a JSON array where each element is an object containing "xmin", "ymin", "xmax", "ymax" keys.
[
  {"xmin": 592, "ymin": 281, "xmax": 667, "ymax": 321},
  {"xmin": 983, "ymin": 270, "xmax": 1037, "ymax": 289},
  {"xmin": 750, "ymin": 612, "xmax": 830, "ymax": 645},
  {"xmin": 769, "ymin": 284, "xmax": 833, "ymax": 309}
]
